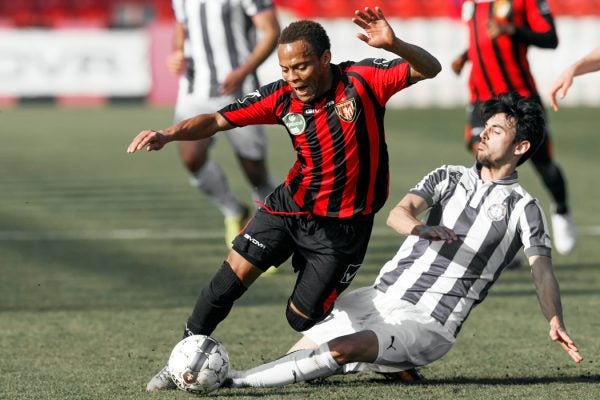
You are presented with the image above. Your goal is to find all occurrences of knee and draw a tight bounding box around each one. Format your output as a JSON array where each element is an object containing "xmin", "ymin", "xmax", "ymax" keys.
[
  {"xmin": 179, "ymin": 144, "xmax": 208, "ymax": 172},
  {"xmin": 285, "ymin": 303, "xmax": 317, "ymax": 332}
]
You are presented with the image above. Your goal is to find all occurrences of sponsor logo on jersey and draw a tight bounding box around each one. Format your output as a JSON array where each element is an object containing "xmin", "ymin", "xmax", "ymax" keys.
[
  {"xmin": 237, "ymin": 89, "xmax": 261, "ymax": 104},
  {"xmin": 282, "ymin": 113, "xmax": 306, "ymax": 135},
  {"xmin": 243, "ymin": 233, "xmax": 266, "ymax": 249},
  {"xmin": 340, "ymin": 263, "xmax": 361, "ymax": 283},
  {"xmin": 486, "ymin": 202, "xmax": 507, "ymax": 221},
  {"xmin": 373, "ymin": 58, "xmax": 391, "ymax": 68},
  {"xmin": 462, "ymin": 0, "xmax": 474, "ymax": 21},
  {"xmin": 334, "ymin": 98, "xmax": 357, "ymax": 123}
]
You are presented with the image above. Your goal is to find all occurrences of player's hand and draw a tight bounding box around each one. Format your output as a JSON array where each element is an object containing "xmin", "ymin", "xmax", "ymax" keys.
[
  {"xmin": 352, "ymin": 7, "xmax": 395, "ymax": 50},
  {"xmin": 549, "ymin": 70, "xmax": 575, "ymax": 112},
  {"xmin": 413, "ymin": 225, "xmax": 458, "ymax": 243},
  {"xmin": 549, "ymin": 321, "xmax": 583, "ymax": 363},
  {"xmin": 127, "ymin": 130, "xmax": 168, "ymax": 153},
  {"xmin": 451, "ymin": 55, "xmax": 467, "ymax": 76},
  {"xmin": 221, "ymin": 68, "xmax": 246, "ymax": 95},
  {"xmin": 167, "ymin": 49, "xmax": 186, "ymax": 76}
]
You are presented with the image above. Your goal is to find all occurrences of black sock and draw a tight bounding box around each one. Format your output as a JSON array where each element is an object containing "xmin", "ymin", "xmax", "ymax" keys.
[{"xmin": 184, "ymin": 261, "xmax": 247, "ymax": 336}]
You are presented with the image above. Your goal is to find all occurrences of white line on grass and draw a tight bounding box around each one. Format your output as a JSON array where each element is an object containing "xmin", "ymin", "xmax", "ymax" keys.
[{"xmin": 1, "ymin": 226, "xmax": 600, "ymax": 240}]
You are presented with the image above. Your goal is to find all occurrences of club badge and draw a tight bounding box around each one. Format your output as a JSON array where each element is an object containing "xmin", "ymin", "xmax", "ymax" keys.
[
  {"xmin": 282, "ymin": 113, "xmax": 306, "ymax": 135},
  {"xmin": 487, "ymin": 203, "xmax": 507, "ymax": 221},
  {"xmin": 493, "ymin": 0, "xmax": 512, "ymax": 19},
  {"xmin": 334, "ymin": 98, "xmax": 357, "ymax": 123}
]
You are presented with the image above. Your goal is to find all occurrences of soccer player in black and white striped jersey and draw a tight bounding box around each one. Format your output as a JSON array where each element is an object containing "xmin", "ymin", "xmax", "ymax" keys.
[
  {"xmin": 224, "ymin": 93, "xmax": 583, "ymax": 389},
  {"xmin": 169, "ymin": 0, "xmax": 280, "ymax": 247}
]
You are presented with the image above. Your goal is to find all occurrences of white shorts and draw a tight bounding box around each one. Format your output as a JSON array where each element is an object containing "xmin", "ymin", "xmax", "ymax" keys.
[
  {"xmin": 174, "ymin": 92, "xmax": 267, "ymax": 161},
  {"xmin": 304, "ymin": 287, "xmax": 455, "ymax": 371}
]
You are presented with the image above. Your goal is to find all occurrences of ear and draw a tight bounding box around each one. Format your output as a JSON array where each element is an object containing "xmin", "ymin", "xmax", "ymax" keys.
[
  {"xmin": 320, "ymin": 49, "xmax": 332, "ymax": 65},
  {"xmin": 514, "ymin": 140, "xmax": 531, "ymax": 157}
]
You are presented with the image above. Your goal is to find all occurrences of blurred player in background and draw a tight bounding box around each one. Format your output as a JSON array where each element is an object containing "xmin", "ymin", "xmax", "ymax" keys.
[
  {"xmin": 223, "ymin": 93, "xmax": 583, "ymax": 389},
  {"xmin": 550, "ymin": 46, "xmax": 600, "ymax": 111},
  {"xmin": 451, "ymin": 0, "xmax": 576, "ymax": 255},
  {"xmin": 129, "ymin": 7, "xmax": 442, "ymax": 391},
  {"xmin": 169, "ymin": 0, "xmax": 280, "ymax": 246}
]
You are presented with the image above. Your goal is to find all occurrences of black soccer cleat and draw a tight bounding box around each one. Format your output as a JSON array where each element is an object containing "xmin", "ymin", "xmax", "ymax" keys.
[{"xmin": 378, "ymin": 368, "xmax": 424, "ymax": 383}]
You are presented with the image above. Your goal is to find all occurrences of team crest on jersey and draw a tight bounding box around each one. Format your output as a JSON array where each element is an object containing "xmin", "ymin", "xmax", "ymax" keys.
[
  {"xmin": 461, "ymin": 0, "xmax": 474, "ymax": 21},
  {"xmin": 486, "ymin": 203, "xmax": 507, "ymax": 221},
  {"xmin": 334, "ymin": 98, "xmax": 357, "ymax": 123},
  {"xmin": 282, "ymin": 113, "xmax": 306, "ymax": 135},
  {"xmin": 493, "ymin": 0, "xmax": 512, "ymax": 19},
  {"xmin": 340, "ymin": 264, "xmax": 361, "ymax": 284}
]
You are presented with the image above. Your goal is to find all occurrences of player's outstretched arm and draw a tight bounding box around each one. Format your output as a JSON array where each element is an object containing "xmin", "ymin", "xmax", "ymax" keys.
[
  {"xmin": 220, "ymin": 9, "xmax": 280, "ymax": 95},
  {"xmin": 126, "ymin": 112, "xmax": 233, "ymax": 153},
  {"xmin": 550, "ymin": 47, "xmax": 600, "ymax": 111},
  {"xmin": 387, "ymin": 193, "xmax": 457, "ymax": 242},
  {"xmin": 529, "ymin": 255, "xmax": 583, "ymax": 363},
  {"xmin": 351, "ymin": 6, "xmax": 441, "ymax": 81}
]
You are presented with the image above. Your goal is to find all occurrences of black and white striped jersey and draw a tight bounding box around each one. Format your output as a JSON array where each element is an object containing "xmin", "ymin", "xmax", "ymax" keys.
[
  {"xmin": 374, "ymin": 164, "xmax": 552, "ymax": 336},
  {"xmin": 172, "ymin": 0, "xmax": 273, "ymax": 98}
]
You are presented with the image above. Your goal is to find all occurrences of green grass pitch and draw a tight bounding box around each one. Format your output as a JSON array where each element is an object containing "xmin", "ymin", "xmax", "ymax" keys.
[{"xmin": 1, "ymin": 104, "xmax": 598, "ymax": 399}]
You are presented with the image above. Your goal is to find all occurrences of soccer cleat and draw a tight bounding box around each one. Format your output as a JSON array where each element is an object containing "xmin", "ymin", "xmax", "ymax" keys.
[
  {"xmin": 262, "ymin": 265, "xmax": 279, "ymax": 276},
  {"xmin": 221, "ymin": 369, "xmax": 244, "ymax": 388},
  {"xmin": 551, "ymin": 212, "xmax": 576, "ymax": 255},
  {"xmin": 378, "ymin": 368, "xmax": 424, "ymax": 383},
  {"xmin": 146, "ymin": 365, "xmax": 176, "ymax": 392},
  {"xmin": 224, "ymin": 205, "xmax": 250, "ymax": 248}
]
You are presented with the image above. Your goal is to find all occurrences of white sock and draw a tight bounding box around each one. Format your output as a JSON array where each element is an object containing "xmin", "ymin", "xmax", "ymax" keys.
[
  {"xmin": 230, "ymin": 343, "xmax": 341, "ymax": 388},
  {"xmin": 189, "ymin": 160, "xmax": 243, "ymax": 217}
]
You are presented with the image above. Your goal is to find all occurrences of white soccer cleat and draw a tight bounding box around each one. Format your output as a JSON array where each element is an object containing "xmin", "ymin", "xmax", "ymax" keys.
[
  {"xmin": 146, "ymin": 365, "xmax": 177, "ymax": 392},
  {"xmin": 551, "ymin": 212, "xmax": 576, "ymax": 255}
]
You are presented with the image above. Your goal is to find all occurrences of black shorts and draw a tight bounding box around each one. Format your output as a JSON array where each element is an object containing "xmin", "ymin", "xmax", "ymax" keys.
[
  {"xmin": 232, "ymin": 207, "xmax": 374, "ymax": 320},
  {"xmin": 467, "ymin": 96, "xmax": 553, "ymax": 165}
]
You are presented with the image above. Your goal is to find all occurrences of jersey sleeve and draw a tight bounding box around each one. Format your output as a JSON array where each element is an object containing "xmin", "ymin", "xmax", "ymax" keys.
[
  {"xmin": 171, "ymin": 0, "xmax": 185, "ymax": 23},
  {"xmin": 218, "ymin": 81, "xmax": 283, "ymax": 127},
  {"xmin": 519, "ymin": 200, "xmax": 552, "ymax": 258},
  {"xmin": 524, "ymin": 0, "xmax": 554, "ymax": 32},
  {"xmin": 350, "ymin": 58, "xmax": 412, "ymax": 105},
  {"xmin": 409, "ymin": 165, "xmax": 450, "ymax": 207},
  {"xmin": 241, "ymin": 0, "xmax": 275, "ymax": 16}
]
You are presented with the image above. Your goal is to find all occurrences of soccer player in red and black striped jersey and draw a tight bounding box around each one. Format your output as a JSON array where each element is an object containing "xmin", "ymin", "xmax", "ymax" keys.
[
  {"xmin": 451, "ymin": 0, "xmax": 576, "ymax": 256},
  {"xmin": 128, "ymin": 7, "xmax": 441, "ymax": 392}
]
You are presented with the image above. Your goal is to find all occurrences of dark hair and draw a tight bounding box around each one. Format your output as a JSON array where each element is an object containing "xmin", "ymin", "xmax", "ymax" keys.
[
  {"xmin": 481, "ymin": 92, "xmax": 546, "ymax": 166},
  {"xmin": 279, "ymin": 20, "xmax": 331, "ymax": 57}
]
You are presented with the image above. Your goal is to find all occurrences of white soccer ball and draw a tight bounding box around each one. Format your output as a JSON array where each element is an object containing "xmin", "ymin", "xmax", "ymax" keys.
[{"xmin": 167, "ymin": 335, "xmax": 229, "ymax": 394}]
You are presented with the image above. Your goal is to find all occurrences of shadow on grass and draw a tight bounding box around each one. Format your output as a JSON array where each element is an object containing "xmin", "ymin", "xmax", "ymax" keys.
[{"xmin": 370, "ymin": 374, "xmax": 600, "ymax": 385}]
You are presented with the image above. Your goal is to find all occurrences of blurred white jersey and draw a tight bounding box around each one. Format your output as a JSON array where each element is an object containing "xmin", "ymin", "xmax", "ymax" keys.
[
  {"xmin": 374, "ymin": 164, "xmax": 552, "ymax": 336},
  {"xmin": 171, "ymin": 0, "xmax": 274, "ymax": 99}
]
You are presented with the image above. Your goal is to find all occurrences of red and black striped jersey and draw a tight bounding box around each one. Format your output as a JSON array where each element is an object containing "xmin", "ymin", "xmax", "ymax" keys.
[
  {"xmin": 219, "ymin": 58, "xmax": 412, "ymax": 218},
  {"xmin": 462, "ymin": 0, "xmax": 558, "ymax": 102}
]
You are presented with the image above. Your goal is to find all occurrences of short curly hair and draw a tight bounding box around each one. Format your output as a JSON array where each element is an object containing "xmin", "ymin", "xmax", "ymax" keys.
[
  {"xmin": 279, "ymin": 20, "xmax": 331, "ymax": 57},
  {"xmin": 481, "ymin": 92, "xmax": 546, "ymax": 166}
]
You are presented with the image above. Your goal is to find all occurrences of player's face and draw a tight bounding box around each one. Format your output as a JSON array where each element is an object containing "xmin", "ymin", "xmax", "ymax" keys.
[
  {"xmin": 278, "ymin": 40, "xmax": 332, "ymax": 103},
  {"xmin": 476, "ymin": 112, "xmax": 523, "ymax": 168}
]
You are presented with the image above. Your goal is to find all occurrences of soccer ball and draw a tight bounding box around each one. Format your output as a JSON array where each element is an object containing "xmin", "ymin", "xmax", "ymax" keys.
[{"xmin": 167, "ymin": 335, "xmax": 229, "ymax": 394}]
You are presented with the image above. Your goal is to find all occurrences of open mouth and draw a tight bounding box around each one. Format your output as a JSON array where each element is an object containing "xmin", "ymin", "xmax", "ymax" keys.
[{"xmin": 294, "ymin": 85, "xmax": 309, "ymax": 97}]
